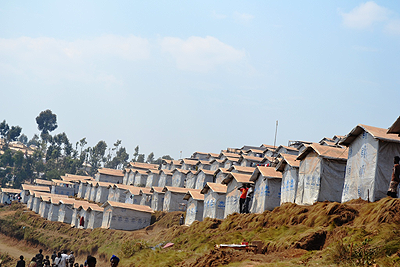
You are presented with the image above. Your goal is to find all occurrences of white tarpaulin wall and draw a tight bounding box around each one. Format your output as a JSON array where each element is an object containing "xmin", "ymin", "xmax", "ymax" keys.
[
  {"xmin": 280, "ymin": 165, "xmax": 299, "ymax": 204},
  {"xmin": 84, "ymin": 185, "xmax": 92, "ymax": 200},
  {"xmin": 185, "ymin": 173, "xmax": 196, "ymax": 189},
  {"xmin": 128, "ymin": 172, "xmax": 135, "ymax": 185},
  {"xmin": 125, "ymin": 192, "xmax": 141, "ymax": 205},
  {"xmin": 185, "ymin": 198, "xmax": 204, "ymax": 225},
  {"xmin": 215, "ymin": 173, "xmax": 227, "ymax": 184},
  {"xmin": 87, "ymin": 210, "xmax": 103, "ymax": 229},
  {"xmin": 151, "ymin": 192, "xmax": 164, "ymax": 211},
  {"xmin": 103, "ymin": 207, "xmax": 151, "ymax": 231},
  {"xmin": 158, "ymin": 174, "xmax": 172, "ymax": 188},
  {"xmin": 58, "ymin": 204, "xmax": 74, "ymax": 223},
  {"xmin": 224, "ymin": 179, "xmax": 240, "ymax": 218},
  {"xmin": 26, "ymin": 195, "xmax": 34, "ymax": 210},
  {"xmin": 32, "ymin": 197, "xmax": 41, "ymax": 213},
  {"xmin": 250, "ymin": 178, "xmax": 281, "ymax": 213},
  {"xmin": 77, "ymin": 184, "xmax": 87, "ymax": 198},
  {"xmin": 39, "ymin": 201, "xmax": 50, "ymax": 218},
  {"xmin": 296, "ymin": 152, "xmax": 346, "ymax": 205},
  {"xmin": 71, "ymin": 208, "xmax": 79, "ymax": 228},
  {"xmin": 163, "ymin": 191, "xmax": 187, "ymax": 212},
  {"xmin": 47, "ymin": 204, "xmax": 60, "ymax": 221},
  {"xmin": 146, "ymin": 174, "xmax": 159, "ymax": 188},
  {"xmin": 115, "ymin": 189, "xmax": 127, "ymax": 203},
  {"xmin": 172, "ymin": 172, "xmax": 185, "ymax": 187},
  {"xmin": 195, "ymin": 173, "xmax": 213, "ymax": 190},
  {"xmin": 89, "ymin": 187, "xmax": 97, "ymax": 202},
  {"xmin": 342, "ymin": 132, "xmax": 400, "ymax": 202},
  {"xmin": 108, "ymin": 187, "xmax": 116, "ymax": 202},
  {"xmin": 134, "ymin": 174, "xmax": 148, "ymax": 187},
  {"xmin": 203, "ymin": 192, "xmax": 226, "ymax": 220},
  {"xmin": 96, "ymin": 187, "xmax": 109, "ymax": 203},
  {"xmin": 140, "ymin": 194, "xmax": 152, "ymax": 207}
]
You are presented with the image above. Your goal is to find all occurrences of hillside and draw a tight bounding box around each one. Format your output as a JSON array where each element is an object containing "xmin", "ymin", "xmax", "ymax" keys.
[{"xmin": 1, "ymin": 198, "xmax": 400, "ymax": 267}]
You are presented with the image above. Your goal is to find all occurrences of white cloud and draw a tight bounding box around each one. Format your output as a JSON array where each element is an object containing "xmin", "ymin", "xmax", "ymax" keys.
[
  {"xmin": 160, "ymin": 36, "xmax": 246, "ymax": 72},
  {"xmin": 0, "ymin": 35, "xmax": 150, "ymax": 85},
  {"xmin": 211, "ymin": 10, "xmax": 227, "ymax": 19},
  {"xmin": 384, "ymin": 19, "xmax": 400, "ymax": 35},
  {"xmin": 233, "ymin": 11, "xmax": 255, "ymax": 23},
  {"xmin": 340, "ymin": 1, "xmax": 390, "ymax": 29}
]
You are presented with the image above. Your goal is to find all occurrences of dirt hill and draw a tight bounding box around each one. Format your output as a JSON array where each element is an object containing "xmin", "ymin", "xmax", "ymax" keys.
[{"xmin": 1, "ymin": 198, "xmax": 400, "ymax": 266}]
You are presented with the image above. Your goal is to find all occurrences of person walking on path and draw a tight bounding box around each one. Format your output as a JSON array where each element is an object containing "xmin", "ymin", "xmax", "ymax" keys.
[
  {"xmin": 16, "ymin": 255, "xmax": 25, "ymax": 267},
  {"xmin": 387, "ymin": 156, "xmax": 400, "ymax": 198},
  {"xmin": 51, "ymin": 251, "xmax": 57, "ymax": 265},
  {"xmin": 35, "ymin": 249, "xmax": 43, "ymax": 267},
  {"xmin": 28, "ymin": 257, "xmax": 37, "ymax": 267}
]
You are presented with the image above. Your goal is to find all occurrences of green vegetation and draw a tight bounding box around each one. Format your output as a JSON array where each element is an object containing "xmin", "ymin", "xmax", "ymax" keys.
[{"xmin": 2, "ymin": 198, "xmax": 400, "ymax": 266}]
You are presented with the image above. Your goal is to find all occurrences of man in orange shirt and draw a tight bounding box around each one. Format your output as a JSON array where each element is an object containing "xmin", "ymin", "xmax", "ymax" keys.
[
  {"xmin": 238, "ymin": 184, "xmax": 249, "ymax": 213},
  {"xmin": 387, "ymin": 156, "xmax": 400, "ymax": 198}
]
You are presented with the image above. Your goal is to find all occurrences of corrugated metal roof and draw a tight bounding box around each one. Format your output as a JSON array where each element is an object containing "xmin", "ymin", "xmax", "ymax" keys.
[
  {"xmin": 297, "ymin": 143, "xmax": 348, "ymax": 161},
  {"xmin": 200, "ymin": 182, "xmax": 227, "ymax": 194},
  {"xmin": 228, "ymin": 166, "xmax": 256, "ymax": 174},
  {"xmin": 65, "ymin": 174, "xmax": 93, "ymax": 181},
  {"xmin": 341, "ymin": 124, "xmax": 400, "ymax": 146},
  {"xmin": 52, "ymin": 179, "xmax": 73, "ymax": 185},
  {"xmin": 129, "ymin": 162, "xmax": 159, "ymax": 169},
  {"xmin": 182, "ymin": 159, "xmax": 199, "ymax": 165},
  {"xmin": 22, "ymin": 184, "xmax": 51, "ymax": 192},
  {"xmin": 1, "ymin": 188, "xmax": 22, "ymax": 194},
  {"xmin": 162, "ymin": 186, "xmax": 190, "ymax": 194},
  {"xmin": 102, "ymin": 201, "xmax": 154, "ymax": 213},
  {"xmin": 146, "ymin": 169, "xmax": 161, "ymax": 174},
  {"xmin": 34, "ymin": 179, "xmax": 53, "ymax": 186},
  {"xmin": 196, "ymin": 169, "xmax": 216, "ymax": 176},
  {"xmin": 150, "ymin": 186, "xmax": 165, "ymax": 193},
  {"xmin": 275, "ymin": 154, "xmax": 300, "ymax": 171},
  {"xmin": 183, "ymin": 189, "xmax": 204, "ymax": 201},
  {"xmin": 222, "ymin": 173, "xmax": 253, "ymax": 185},
  {"xmin": 139, "ymin": 187, "xmax": 152, "ymax": 195},
  {"xmin": 388, "ymin": 116, "xmax": 400, "ymax": 135},
  {"xmin": 98, "ymin": 168, "xmax": 124, "ymax": 177},
  {"xmin": 250, "ymin": 166, "xmax": 282, "ymax": 181}
]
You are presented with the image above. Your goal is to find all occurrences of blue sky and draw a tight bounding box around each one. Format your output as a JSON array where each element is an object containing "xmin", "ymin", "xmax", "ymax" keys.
[{"xmin": 1, "ymin": 1, "xmax": 399, "ymax": 159}]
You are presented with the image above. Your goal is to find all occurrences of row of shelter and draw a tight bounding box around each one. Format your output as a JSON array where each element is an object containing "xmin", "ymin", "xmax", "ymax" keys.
[{"xmin": 1, "ymin": 118, "xmax": 400, "ymax": 228}]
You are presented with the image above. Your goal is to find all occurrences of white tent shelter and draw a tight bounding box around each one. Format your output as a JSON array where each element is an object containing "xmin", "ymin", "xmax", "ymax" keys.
[
  {"xmin": 101, "ymin": 201, "xmax": 153, "ymax": 231},
  {"xmin": 250, "ymin": 166, "xmax": 282, "ymax": 213},
  {"xmin": 183, "ymin": 190, "xmax": 204, "ymax": 226},
  {"xmin": 276, "ymin": 154, "xmax": 300, "ymax": 204},
  {"xmin": 222, "ymin": 173, "xmax": 253, "ymax": 218},
  {"xmin": 95, "ymin": 182, "xmax": 113, "ymax": 203},
  {"xmin": 184, "ymin": 171, "xmax": 197, "ymax": 189},
  {"xmin": 158, "ymin": 169, "xmax": 173, "ymax": 188},
  {"xmin": 134, "ymin": 169, "xmax": 148, "ymax": 187},
  {"xmin": 95, "ymin": 168, "xmax": 124, "ymax": 184},
  {"xmin": 139, "ymin": 187, "xmax": 152, "ymax": 207},
  {"xmin": 123, "ymin": 186, "xmax": 142, "ymax": 205},
  {"xmin": 150, "ymin": 187, "xmax": 164, "ymax": 211},
  {"xmin": 195, "ymin": 169, "xmax": 215, "ymax": 190},
  {"xmin": 58, "ymin": 198, "xmax": 77, "ymax": 224},
  {"xmin": 295, "ymin": 143, "xmax": 348, "ymax": 205},
  {"xmin": 340, "ymin": 124, "xmax": 400, "ymax": 202},
  {"xmin": 0, "ymin": 188, "xmax": 21, "ymax": 204},
  {"xmin": 162, "ymin": 186, "xmax": 189, "ymax": 212},
  {"xmin": 201, "ymin": 182, "xmax": 227, "ymax": 220},
  {"xmin": 21, "ymin": 184, "xmax": 50, "ymax": 204},
  {"xmin": 145, "ymin": 169, "xmax": 161, "ymax": 188},
  {"xmin": 171, "ymin": 169, "xmax": 190, "ymax": 188},
  {"xmin": 214, "ymin": 168, "xmax": 230, "ymax": 184},
  {"xmin": 51, "ymin": 179, "xmax": 75, "ymax": 196}
]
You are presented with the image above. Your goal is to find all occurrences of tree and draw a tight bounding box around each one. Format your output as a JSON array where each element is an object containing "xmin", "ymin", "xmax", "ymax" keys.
[
  {"xmin": 146, "ymin": 152, "xmax": 155, "ymax": 164},
  {"xmin": 88, "ymin": 140, "xmax": 107, "ymax": 175},
  {"xmin": 137, "ymin": 154, "xmax": 145, "ymax": 163},
  {"xmin": 18, "ymin": 134, "xmax": 28, "ymax": 145},
  {"xmin": 27, "ymin": 134, "xmax": 40, "ymax": 147},
  {"xmin": 0, "ymin": 120, "xmax": 22, "ymax": 146},
  {"xmin": 36, "ymin": 109, "xmax": 58, "ymax": 137},
  {"xmin": 132, "ymin": 145, "xmax": 139, "ymax": 162}
]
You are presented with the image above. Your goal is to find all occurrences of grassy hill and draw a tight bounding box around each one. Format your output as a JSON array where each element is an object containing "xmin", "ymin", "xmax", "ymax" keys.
[{"xmin": 1, "ymin": 198, "xmax": 400, "ymax": 266}]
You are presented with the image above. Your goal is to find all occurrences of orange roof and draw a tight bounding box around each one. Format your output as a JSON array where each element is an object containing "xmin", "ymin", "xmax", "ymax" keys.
[
  {"xmin": 96, "ymin": 181, "xmax": 114, "ymax": 188},
  {"xmin": 221, "ymin": 152, "xmax": 241, "ymax": 158},
  {"xmin": 147, "ymin": 169, "xmax": 161, "ymax": 174},
  {"xmin": 150, "ymin": 186, "xmax": 164, "ymax": 194},
  {"xmin": 222, "ymin": 173, "xmax": 253, "ymax": 185},
  {"xmin": 388, "ymin": 116, "xmax": 400, "ymax": 135},
  {"xmin": 102, "ymin": 201, "xmax": 154, "ymax": 213},
  {"xmin": 1, "ymin": 188, "xmax": 22, "ymax": 194},
  {"xmin": 52, "ymin": 179, "xmax": 73, "ymax": 185},
  {"xmin": 129, "ymin": 162, "xmax": 159, "ymax": 169},
  {"xmin": 341, "ymin": 124, "xmax": 400, "ymax": 146},
  {"xmin": 297, "ymin": 143, "xmax": 348, "ymax": 161},
  {"xmin": 275, "ymin": 154, "xmax": 300, "ymax": 171},
  {"xmin": 196, "ymin": 169, "xmax": 216, "ymax": 176},
  {"xmin": 139, "ymin": 187, "xmax": 152, "ymax": 195},
  {"xmin": 98, "ymin": 168, "xmax": 124, "ymax": 177},
  {"xmin": 162, "ymin": 186, "xmax": 190, "ymax": 194},
  {"xmin": 22, "ymin": 184, "xmax": 51, "ymax": 193},
  {"xmin": 182, "ymin": 159, "xmax": 199, "ymax": 165},
  {"xmin": 250, "ymin": 166, "xmax": 282, "ymax": 181},
  {"xmin": 183, "ymin": 189, "xmax": 204, "ymax": 201},
  {"xmin": 228, "ymin": 166, "xmax": 256, "ymax": 174},
  {"xmin": 200, "ymin": 182, "xmax": 227, "ymax": 194},
  {"xmin": 172, "ymin": 168, "xmax": 191, "ymax": 175},
  {"xmin": 64, "ymin": 174, "xmax": 93, "ymax": 181},
  {"xmin": 34, "ymin": 179, "xmax": 53, "ymax": 186},
  {"xmin": 241, "ymin": 155, "xmax": 265, "ymax": 162}
]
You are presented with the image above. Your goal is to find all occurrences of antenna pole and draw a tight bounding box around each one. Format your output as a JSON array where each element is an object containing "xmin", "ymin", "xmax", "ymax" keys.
[{"xmin": 273, "ymin": 120, "xmax": 278, "ymax": 148}]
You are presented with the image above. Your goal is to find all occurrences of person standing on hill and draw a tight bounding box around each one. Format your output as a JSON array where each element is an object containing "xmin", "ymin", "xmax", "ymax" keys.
[
  {"xmin": 110, "ymin": 255, "xmax": 119, "ymax": 267},
  {"xmin": 67, "ymin": 251, "xmax": 75, "ymax": 267},
  {"xmin": 244, "ymin": 184, "xmax": 254, "ymax": 213},
  {"xmin": 28, "ymin": 257, "xmax": 37, "ymax": 267},
  {"xmin": 387, "ymin": 156, "xmax": 400, "ymax": 198},
  {"xmin": 16, "ymin": 255, "xmax": 25, "ymax": 267},
  {"xmin": 238, "ymin": 184, "xmax": 249, "ymax": 213},
  {"xmin": 86, "ymin": 256, "xmax": 96, "ymax": 267},
  {"xmin": 35, "ymin": 249, "xmax": 43, "ymax": 267},
  {"xmin": 51, "ymin": 251, "xmax": 57, "ymax": 264}
]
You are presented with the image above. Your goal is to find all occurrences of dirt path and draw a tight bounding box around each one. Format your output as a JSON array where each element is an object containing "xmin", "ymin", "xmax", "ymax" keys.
[{"xmin": 0, "ymin": 233, "xmax": 37, "ymax": 261}]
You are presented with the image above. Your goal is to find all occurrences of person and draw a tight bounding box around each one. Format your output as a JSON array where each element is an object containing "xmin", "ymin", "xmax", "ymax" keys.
[
  {"xmin": 43, "ymin": 256, "xmax": 50, "ymax": 267},
  {"xmin": 35, "ymin": 249, "xmax": 44, "ymax": 267},
  {"xmin": 59, "ymin": 250, "xmax": 68, "ymax": 267},
  {"xmin": 387, "ymin": 156, "xmax": 400, "ymax": 198},
  {"xmin": 79, "ymin": 216, "xmax": 85, "ymax": 227},
  {"xmin": 16, "ymin": 255, "xmax": 25, "ymax": 267},
  {"xmin": 67, "ymin": 252, "xmax": 75, "ymax": 267},
  {"xmin": 179, "ymin": 214, "xmax": 184, "ymax": 225},
  {"xmin": 110, "ymin": 255, "xmax": 119, "ymax": 267},
  {"xmin": 54, "ymin": 252, "xmax": 62, "ymax": 267},
  {"xmin": 86, "ymin": 256, "xmax": 96, "ymax": 267},
  {"xmin": 28, "ymin": 257, "xmax": 37, "ymax": 267},
  {"xmin": 238, "ymin": 184, "xmax": 249, "ymax": 213},
  {"xmin": 244, "ymin": 184, "xmax": 254, "ymax": 213},
  {"xmin": 51, "ymin": 251, "xmax": 57, "ymax": 264}
]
